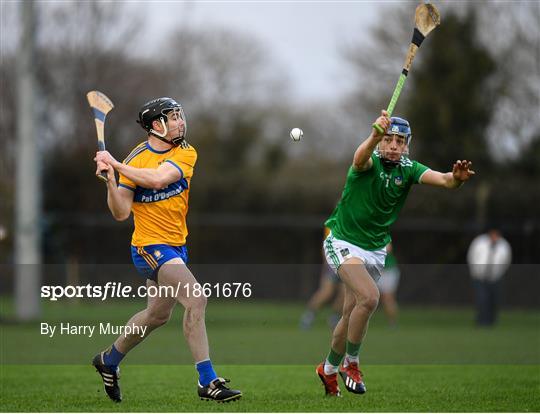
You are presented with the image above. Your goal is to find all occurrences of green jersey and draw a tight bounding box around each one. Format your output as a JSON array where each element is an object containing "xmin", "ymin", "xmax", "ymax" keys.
[{"xmin": 325, "ymin": 152, "xmax": 429, "ymax": 250}]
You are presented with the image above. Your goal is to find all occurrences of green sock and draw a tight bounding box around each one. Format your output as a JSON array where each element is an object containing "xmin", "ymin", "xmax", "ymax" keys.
[
  {"xmin": 326, "ymin": 348, "xmax": 344, "ymax": 367},
  {"xmin": 346, "ymin": 340, "xmax": 361, "ymax": 358}
]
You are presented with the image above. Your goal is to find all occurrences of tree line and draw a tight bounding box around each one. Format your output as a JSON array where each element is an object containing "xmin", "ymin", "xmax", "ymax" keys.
[{"xmin": 1, "ymin": 1, "xmax": 538, "ymax": 265}]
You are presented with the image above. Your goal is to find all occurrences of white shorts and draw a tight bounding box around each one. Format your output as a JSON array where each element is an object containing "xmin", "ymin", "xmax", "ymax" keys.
[
  {"xmin": 323, "ymin": 231, "xmax": 386, "ymax": 282},
  {"xmin": 377, "ymin": 267, "xmax": 401, "ymax": 294}
]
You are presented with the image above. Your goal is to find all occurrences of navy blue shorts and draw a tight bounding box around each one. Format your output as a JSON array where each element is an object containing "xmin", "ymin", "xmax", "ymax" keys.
[{"xmin": 131, "ymin": 244, "xmax": 188, "ymax": 281}]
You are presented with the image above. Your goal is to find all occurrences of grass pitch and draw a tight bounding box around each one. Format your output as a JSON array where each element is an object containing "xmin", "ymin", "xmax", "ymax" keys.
[
  {"xmin": 2, "ymin": 364, "xmax": 539, "ymax": 412},
  {"xmin": 1, "ymin": 299, "xmax": 539, "ymax": 411}
]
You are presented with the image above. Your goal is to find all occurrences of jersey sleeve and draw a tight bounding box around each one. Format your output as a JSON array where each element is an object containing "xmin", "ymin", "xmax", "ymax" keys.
[
  {"xmin": 118, "ymin": 156, "xmax": 138, "ymax": 191},
  {"xmin": 164, "ymin": 147, "xmax": 198, "ymax": 179},
  {"xmin": 412, "ymin": 160, "xmax": 430, "ymax": 184},
  {"xmin": 350, "ymin": 153, "xmax": 380, "ymax": 178},
  {"xmin": 118, "ymin": 142, "xmax": 147, "ymax": 191}
]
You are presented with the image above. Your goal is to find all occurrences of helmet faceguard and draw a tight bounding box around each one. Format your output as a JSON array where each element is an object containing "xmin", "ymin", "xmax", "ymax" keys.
[
  {"xmin": 137, "ymin": 97, "xmax": 187, "ymax": 147},
  {"xmin": 378, "ymin": 116, "xmax": 412, "ymax": 168}
]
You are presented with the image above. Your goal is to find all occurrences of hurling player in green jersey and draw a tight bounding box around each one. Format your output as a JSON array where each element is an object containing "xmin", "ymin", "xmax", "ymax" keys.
[{"xmin": 316, "ymin": 110, "xmax": 475, "ymax": 397}]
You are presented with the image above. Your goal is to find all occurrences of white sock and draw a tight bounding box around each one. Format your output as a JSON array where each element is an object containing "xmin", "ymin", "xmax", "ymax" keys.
[
  {"xmin": 323, "ymin": 359, "xmax": 339, "ymax": 375},
  {"xmin": 343, "ymin": 354, "xmax": 359, "ymax": 367}
]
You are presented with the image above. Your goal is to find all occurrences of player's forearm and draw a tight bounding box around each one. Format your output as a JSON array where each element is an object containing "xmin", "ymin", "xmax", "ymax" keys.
[
  {"xmin": 353, "ymin": 133, "xmax": 381, "ymax": 169},
  {"xmin": 115, "ymin": 163, "xmax": 165, "ymax": 190},
  {"xmin": 443, "ymin": 172, "xmax": 464, "ymax": 189},
  {"xmin": 106, "ymin": 183, "xmax": 131, "ymax": 221}
]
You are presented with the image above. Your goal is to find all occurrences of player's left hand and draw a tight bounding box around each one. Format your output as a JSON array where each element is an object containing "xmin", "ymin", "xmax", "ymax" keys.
[
  {"xmin": 452, "ymin": 160, "xmax": 475, "ymax": 182},
  {"xmin": 95, "ymin": 151, "xmax": 119, "ymax": 168},
  {"xmin": 372, "ymin": 110, "xmax": 391, "ymax": 138},
  {"xmin": 95, "ymin": 161, "xmax": 116, "ymax": 184}
]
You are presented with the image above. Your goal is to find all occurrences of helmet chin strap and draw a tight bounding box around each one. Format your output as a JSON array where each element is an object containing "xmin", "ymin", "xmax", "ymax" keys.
[
  {"xmin": 149, "ymin": 117, "xmax": 178, "ymax": 147},
  {"xmin": 148, "ymin": 117, "xmax": 188, "ymax": 148},
  {"xmin": 381, "ymin": 157, "xmax": 400, "ymax": 168},
  {"xmin": 377, "ymin": 140, "xmax": 410, "ymax": 168},
  {"xmin": 378, "ymin": 146, "xmax": 408, "ymax": 169},
  {"xmin": 152, "ymin": 134, "xmax": 177, "ymax": 147},
  {"xmin": 171, "ymin": 134, "xmax": 187, "ymax": 148},
  {"xmin": 378, "ymin": 149, "xmax": 409, "ymax": 168}
]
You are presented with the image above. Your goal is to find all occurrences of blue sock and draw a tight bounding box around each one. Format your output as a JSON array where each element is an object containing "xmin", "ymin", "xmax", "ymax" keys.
[
  {"xmin": 196, "ymin": 359, "xmax": 218, "ymax": 386},
  {"xmin": 102, "ymin": 344, "xmax": 125, "ymax": 368}
]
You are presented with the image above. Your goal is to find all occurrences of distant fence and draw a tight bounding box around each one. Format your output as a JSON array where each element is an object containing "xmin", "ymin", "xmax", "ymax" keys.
[{"xmin": 0, "ymin": 213, "xmax": 538, "ymax": 307}]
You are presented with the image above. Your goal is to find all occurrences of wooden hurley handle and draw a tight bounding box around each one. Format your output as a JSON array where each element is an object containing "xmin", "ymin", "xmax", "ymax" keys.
[
  {"xmin": 87, "ymin": 90, "xmax": 114, "ymax": 184},
  {"xmin": 372, "ymin": 28, "xmax": 424, "ymax": 134},
  {"xmin": 97, "ymin": 140, "xmax": 108, "ymax": 183},
  {"xmin": 97, "ymin": 171, "xmax": 108, "ymax": 183}
]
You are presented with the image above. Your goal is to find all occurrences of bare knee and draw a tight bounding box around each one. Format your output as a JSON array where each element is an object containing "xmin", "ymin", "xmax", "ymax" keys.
[
  {"xmin": 342, "ymin": 300, "xmax": 355, "ymax": 319},
  {"xmin": 356, "ymin": 291, "xmax": 380, "ymax": 314},
  {"xmin": 146, "ymin": 309, "xmax": 172, "ymax": 327},
  {"xmin": 184, "ymin": 294, "xmax": 207, "ymax": 314}
]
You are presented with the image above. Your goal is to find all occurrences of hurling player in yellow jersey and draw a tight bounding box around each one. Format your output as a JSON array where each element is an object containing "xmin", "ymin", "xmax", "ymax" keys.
[{"xmin": 93, "ymin": 98, "xmax": 241, "ymax": 403}]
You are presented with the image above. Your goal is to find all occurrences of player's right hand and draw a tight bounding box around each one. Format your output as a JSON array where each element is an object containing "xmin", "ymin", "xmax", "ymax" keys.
[
  {"xmin": 95, "ymin": 150, "xmax": 119, "ymax": 168},
  {"xmin": 372, "ymin": 110, "xmax": 390, "ymax": 138}
]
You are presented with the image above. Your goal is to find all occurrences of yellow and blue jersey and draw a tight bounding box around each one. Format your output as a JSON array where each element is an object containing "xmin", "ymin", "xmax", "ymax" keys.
[{"xmin": 118, "ymin": 141, "xmax": 197, "ymax": 248}]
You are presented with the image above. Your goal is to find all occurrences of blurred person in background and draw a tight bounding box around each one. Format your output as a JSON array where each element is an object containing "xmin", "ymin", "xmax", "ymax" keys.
[
  {"xmin": 467, "ymin": 227, "xmax": 512, "ymax": 327},
  {"xmin": 376, "ymin": 242, "xmax": 400, "ymax": 327},
  {"xmin": 300, "ymin": 228, "xmax": 344, "ymax": 330}
]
